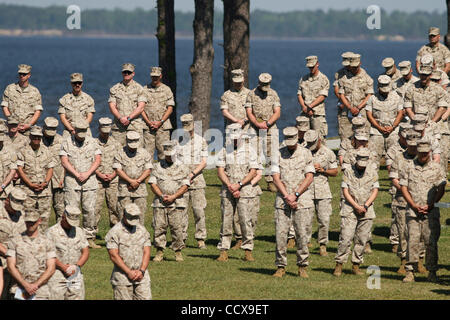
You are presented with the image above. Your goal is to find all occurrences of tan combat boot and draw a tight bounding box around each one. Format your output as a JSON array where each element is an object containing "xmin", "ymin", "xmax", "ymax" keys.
[
  {"xmin": 287, "ymin": 238, "xmax": 296, "ymax": 249},
  {"xmin": 243, "ymin": 250, "xmax": 255, "ymax": 262},
  {"xmin": 307, "ymin": 242, "xmax": 312, "ymax": 248},
  {"xmin": 417, "ymin": 258, "xmax": 427, "ymax": 274},
  {"xmin": 427, "ymin": 271, "xmax": 438, "ymax": 283},
  {"xmin": 216, "ymin": 250, "xmax": 228, "ymax": 262},
  {"xmin": 88, "ymin": 239, "xmax": 101, "ymax": 249},
  {"xmin": 153, "ymin": 249, "xmax": 164, "ymax": 262},
  {"xmin": 391, "ymin": 244, "xmax": 398, "ymax": 253},
  {"xmin": 352, "ymin": 263, "xmax": 363, "ymax": 275},
  {"xmin": 364, "ymin": 242, "xmax": 372, "ymax": 254},
  {"xmin": 319, "ymin": 244, "xmax": 328, "ymax": 256},
  {"xmin": 397, "ymin": 258, "xmax": 407, "ymax": 275},
  {"xmin": 298, "ymin": 266, "xmax": 309, "ymax": 278},
  {"xmin": 197, "ymin": 240, "xmax": 207, "ymax": 250},
  {"xmin": 402, "ymin": 271, "xmax": 415, "ymax": 283},
  {"xmin": 231, "ymin": 239, "xmax": 242, "ymax": 250},
  {"xmin": 273, "ymin": 267, "xmax": 286, "ymax": 278},
  {"xmin": 333, "ymin": 263, "xmax": 343, "ymax": 277},
  {"xmin": 175, "ymin": 251, "xmax": 184, "ymax": 262}
]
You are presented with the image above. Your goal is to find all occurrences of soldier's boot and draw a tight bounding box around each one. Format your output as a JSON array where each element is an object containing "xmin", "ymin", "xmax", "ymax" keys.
[
  {"xmin": 319, "ymin": 244, "xmax": 328, "ymax": 257},
  {"xmin": 273, "ymin": 267, "xmax": 286, "ymax": 278},
  {"xmin": 231, "ymin": 239, "xmax": 242, "ymax": 250},
  {"xmin": 153, "ymin": 249, "xmax": 164, "ymax": 262},
  {"xmin": 298, "ymin": 266, "xmax": 309, "ymax": 279},
  {"xmin": 391, "ymin": 244, "xmax": 398, "ymax": 254},
  {"xmin": 287, "ymin": 238, "xmax": 296, "ymax": 249},
  {"xmin": 88, "ymin": 239, "xmax": 101, "ymax": 249},
  {"xmin": 267, "ymin": 182, "xmax": 278, "ymax": 193},
  {"xmin": 402, "ymin": 271, "xmax": 415, "ymax": 283},
  {"xmin": 333, "ymin": 263, "xmax": 343, "ymax": 277},
  {"xmin": 397, "ymin": 259, "xmax": 407, "ymax": 275},
  {"xmin": 175, "ymin": 250, "xmax": 184, "ymax": 262},
  {"xmin": 307, "ymin": 242, "xmax": 312, "ymax": 248},
  {"xmin": 216, "ymin": 250, "xmax": 228, "ymax": 262},
  {"xmin": 427, "ymin": 271, "xmax": 438, "ymax": 283},
  {"xmin": 197, "ymin": 240, "xmax": 207, "ymax": 250},
  {"xmin": 352, "ymin": 263, "xmax": 363, "ymax": 275},
  {"xmin": 417, "ymin": 258, "xmax": 427, "ymax": 274},
  {"xmin": 364, "ymin": 242, "xmax": 372, "ymax": 254},
  {"xmin": 243, "ymin": 250, "xmax": 255, "ymax": 262}
]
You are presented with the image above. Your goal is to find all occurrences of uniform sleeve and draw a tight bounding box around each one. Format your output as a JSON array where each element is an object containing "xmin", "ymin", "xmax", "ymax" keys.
[
  {"xmin": 45, "ymin": 150, "xmax": 55, "ymax": 169},
  {"xmin": 404, "ymin": 87, "xmax": 413, "ymax": 109},
  {"xmin": 272, "ymin": 91, "xmax": 281, "ymax": 109},
  {"xmin": 45, "ymin": 237, "xmax": 57, "ymax": 260},
  {"xmin": 57, "ymin": 96, "xmax": 67, "ymax": 114},
  {"xmin": 318, "ymin": 76, "xmax": 330, "ymax": 97},
  {"xmin": 137, "ymin": 86, "xmax": 147, "ymax": 104},
  {"xmin": 364, "ymin": 75, "xmax": 375, "ymax": 95},
  {"xmin": 371, "ymin": 172, "xmax": 379, "ymax": 190},
  {"xmin": 365, "ymin": 95, "xmax": 373, "ymax": 112},
  {"xmin": 389, "ymin": 159, "xmax": 399, "ymax": 179},
  {"xmin": 1, "ymin": 86, "xmax": 10, "ymax": 108},
  {"xmin": 399, "ymin": 165, "xmax": 409, "ymax": 186},
  {"xmin": 304, "ymin": 150, "xmax": 316, "ymax": 174},
  {"xmin": 105, "ymin": 229, "xmax": 118, "ymax": 250},
  {"xmin": 327, "ymin": 149, "xmax": 338, "ymax": 169},
  {"xmin": 16, "ymin": 151, "xmax": 24, "ymax": 167},
  {"xmin": 148, "ymin": 174, "xmax": 157, "ymax": 185},
  {"xmin": 436, "ymin": 86, "xmax": 448, "ymax": 108},
  {"xmin": 434, "ymin": 165, "xmax": 447, "ymax": 188},
  {"xmin": 244, "ymin": 91, "xmax": 253, "ymax": 109},
  {"xmin": 202, "ymin": 139, "xmax": 208, "ymax": 158},
  {"xmin": 143, "ymin": 229, "xmax": 152, "ymax": 247},
  {"xmin": 297, "ymin": 78, "xmax": 303, "ymax": 96},
  {"xmin": 59, "ymin": 140, "xmax": 69, "ymax": 157},
  {"xmin": 220, "ymin": 93, "xmax": 229, "ymax": 110},
  {"xmin": 87, "ymin": 95, "xmax": 95, "ymax": 114},
  {"xmin": 32, "ymin": 88, "xmax": 43, "ymax": 111},
  {"xmin": 215, "ymin": 149, "xmax": 226, "ymax": 168},
  {"xmin": 112, "ymin": 152, "xmax": 123, "ymax": 170},
  {"xmin": 341, "ymin": 170, "xmax": 350, "ymax": 189},
  {"xmin": 338, "ymin": 78, "xmax": 345, "ymax": 95},
  {"xmin": 144, "ymin": 151, "xmax": 153, "ymax": 170},
  {"xmin": 165, "ymin": 87, "xmax": 175, "ymax": 107},
  {"xmin": 108, "ymin": 86, "xmax": 117, "ymax": 104},
  {"xmin": 6, "ymin": 236, "xmax": 18, "ymax": 257}
]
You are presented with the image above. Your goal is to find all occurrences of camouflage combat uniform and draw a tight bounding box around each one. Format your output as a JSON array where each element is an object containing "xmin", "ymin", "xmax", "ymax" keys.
[
  {"xmin": 58, "ymin": 92, "xmax": 95, "ymax": 138},
  {"xmin": 416, "ymin": 42, "xmax": 450, "ymax": 71},
  {"xmin": 220, "ymin": 85, "xmax": 251, "ymax": 131}
]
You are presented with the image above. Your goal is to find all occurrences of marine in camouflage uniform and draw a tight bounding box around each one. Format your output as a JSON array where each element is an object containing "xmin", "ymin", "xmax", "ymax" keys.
[
  {"xmin": 246, "ymin": 73, "xmax": 281, "ymax": 191},
  {"xmin": 271, "ymin": 127, "xmax": 315, "ymax": 278},
  {"xmin": 216, "ymin": 123, "xmax": 260, "ymax": 262},
  {"xmin": 94, "ymin": 118, "xmax": 120, "ymax": 229},
  {"xmin": 297, "ymin": 56, "xmax": 330, "ymax": 139},
  {"xmin": 17, "ymin": 126, "xmax": 54, "ymax": 232},
  {"xmin": 58, "ymin": 73, "xmax": 95, "ymax": 139},
  {"xmin": 141, "ymin": 67, "xmax": 175, "ymax": 161},
  {"xmin": 105, "ymin": 203, "xmax": 152, "ymax": 300},
  {"xmin": 334, "ymin": 52, "xmax": 354, "ymax": 140},
  {"xmin": 42, "ymin": 117, "xmax": 65, "ymax": 221},
  {"xmin": 366, "ymin": 75, "xmax": 404, "ymax": 164},
  {"xmin": 338, "ymin": 53, "xmax": 374, "ymax": 141},
  {"xmin": 304, "ymin": 130, "xmax": 338, "ymax": 256},
  {"xmin": 108, "ymin": 63, "xmax": 146, "ymax": 146},
  {"xmin": 178, "ymin": 114, "xmax": 208, "ymax": 249},
  {"xmin": 400, "ymin": 140, "xmax": 447, "ymax": 283},
  {"xmin": 0, "ymin": 132, "xmax": 18, "ymax": 201},
  {"xmin": 46, "ymin": 206, "xmax": 89, "ymax": 300},
  {"xmin": 333, "ymin": 148, "xmax": 379, "ymax": 277},
  {"xmin": 395, "ymin": 61, "xmax": 419, "ymax": 100},
  {"xmin": 338, "ymin": 117, "xmax": 370, "ymax": 168},
  {"xmin": 380, "ymin": 57, "xmax": 402, "ymax": 89},
  {"xmin": 1, "ymin": 64, "xmax": 42, "ymax": 136},
  {"xmin": 6, "ymin": 210, "xmax": 56, "ymax": 300},
  {"xmin": 60, "ymin": 119, "xmax": 102, "ymax": 247},
  {"xmin": 415, "ymin": 27, "xmax": 450, "ymax": 74},
  {"xmin": 149, "ymin": 141, "xmax": 190, "ymax": 263},
  {"xmin": 412, "ymin": 114, "xmax": 442, "ymax": 166},
  {"xmin": 5, "ymin": 117, "xmax": 29, "ymax": 154},
  {"xmin": 113, "ymin": 131, "xmax": 152, "ymax": 226}
]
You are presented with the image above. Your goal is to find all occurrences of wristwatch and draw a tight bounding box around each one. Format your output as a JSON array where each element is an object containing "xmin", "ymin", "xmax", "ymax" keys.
[
  {"xmin": 139, "ymin": 269, "xmax": 145, "ymax": 276},
  {"xmin": 238, "ymin": 181, "xmax": 243, "ymax": 189},
  {"xmin": 364, "ymin": 204, "xmax": 369, "ymax": 210},
  {"xmin": 295, "ymin": 192, "xmax": 300, "ymax": 199},
  {"xmin": 126, "ymin": 116, "xmax": 131, "ymax": 121},
  {"xmin": 0, "ymin": 184, "xmax": 5, "ymax": 190}
]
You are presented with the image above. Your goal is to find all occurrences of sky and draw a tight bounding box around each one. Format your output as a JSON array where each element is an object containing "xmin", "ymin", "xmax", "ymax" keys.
[{"xmin": 0, "ymin": 0, "xmax": 446, "ymax": 13}]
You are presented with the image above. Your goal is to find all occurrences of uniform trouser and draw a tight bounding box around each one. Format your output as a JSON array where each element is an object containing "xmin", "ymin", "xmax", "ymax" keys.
[
  {"xmin": 306, "ymin": 198, "xmax": 332, "ymax": 246},
  {"xmin": 405, "ymin": 209, "xmax": 440, "ymax": 272},
  {"xmin": 64, "ymin": 188, "xmax": 97, "ymax": 240},
  {"xmin": 338, "ymin": 114, "xmax": 353, "ymax": 141},
  {"xmin": 275, "ymin": 206, "xmax": 313, "ymax": 267},
  {"xmin": 52, "ymin": 188, "xmax": 65, "ymax": 222},
  {"xmin": 143, "ymin": 128, "xmax": 170, "ymax": 161},
  {"xmin": 153, "ymin": 207, "xmax": 185, "ymax": 251},
  {"xmin": 113, "ymin": 281, "xmax": 152, "ymax": 300},
  {"xmin": 48, "ymin": 274, "xmax": 85, "ymax": 300},
  {"xmin": 117, "ymin": 196, "xmax": 146, "ymax": 226},
  {"xmin": 11, "ymin": 284, "xmax": 51, "ymax": 300},
  {"xmin": 95, "ymin": 181, "xmax": 119, "ymax": 229},
  {"xmin": 232, "ymin": 196, "xmax": 260, "ymax": 238},
  {"xmin": 335, "ymin": 215, "xmax": 373, "ymax": 265},
  {"xmin": 369, "ymin": 133, "xmax": 398, "ymax": 164},
  {"xmin": 389, "ymin": 209, "xmax": 399, "ymax": 245},
  {"xmin": 0, "ymin": 268, "xmax": 12, "ymax": 300},
  {"xmin": 309, "ymin": 115, "xmax": 328, "ymax": 139},
  {"xmin": 182, "ymin": 188, "xmax": 207, "ymax": 241},
  {"xmin": 112, "ymin": 128, "xmax": 144, "ymax": 148},
  {"xmin": 392, "ymin": 204, "xmax": 407, "ymax": 259},
  {"xmin": 440, "ymin": 134, "xmax": 449, "ymax": 174},
  {"xmin": 24, "ymin": 195, "xmax": 51, "ymax": 233},
  {"xmin": 252, "ymin": 128, "xmax": 279, "ymax": 183},
  {"xmin": 217, "ymin": 195, "xmax": 255, "ymax": 251}
]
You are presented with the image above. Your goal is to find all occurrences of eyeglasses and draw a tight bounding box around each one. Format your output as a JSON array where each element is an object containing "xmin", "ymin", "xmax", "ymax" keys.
[
  {"xmin": 72, "ymin": 82, "xmax": 83, "ymax": 86},
  {"xmin": 19, "ymin": 73, "xmax": 28, "ymax": 77},
  {"xmin": 122, "ymin": 71, "xmax": 133, "ymax": 75}
]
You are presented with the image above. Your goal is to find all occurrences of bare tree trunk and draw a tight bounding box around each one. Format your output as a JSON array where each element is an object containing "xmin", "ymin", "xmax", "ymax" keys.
[
  {"xmin": 157, "ymin": 0, "xmax": 177, "ymax": 129},
  {"xmin": 223, "ymin": 0, "xmax": 250, "ymax": 91},
  {"xmin": 446, "ymin": 0, "xmax": 450, "ymax": 48},
  {"xmin": 189, "ymin": 0, "xmax": 214, "ymax": 133}
]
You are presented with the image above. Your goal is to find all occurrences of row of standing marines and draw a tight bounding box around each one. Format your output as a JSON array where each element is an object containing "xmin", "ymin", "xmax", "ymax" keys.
[{"xmin": 0, "ymin": 26, "xmax": 449, "ymax": 300}]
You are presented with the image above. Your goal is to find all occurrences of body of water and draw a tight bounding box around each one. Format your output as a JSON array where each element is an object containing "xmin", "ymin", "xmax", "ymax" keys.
[{"xmin": 0, "ymin": 36, "xmax": 423, "ymax": 138}]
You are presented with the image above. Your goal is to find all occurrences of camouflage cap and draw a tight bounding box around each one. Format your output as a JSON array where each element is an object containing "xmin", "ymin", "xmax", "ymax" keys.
[
  {"xmin": 349, "ymin": 53, "xmax": 361, "ymax": 67},
  {"xmin": 304, "ymin": 129, "xmax": 319, "ymax": 149},
  {"xmin": 227, "ymin": 122, "xmax": 242, "ymax": 140},
  {"xmin": 428, "ymin": 27, "xmax": 440, "ymax": 36},
  {"xmin": 70, "ymin": 73, "xmax": 83, "ymax": 82},
  {"xmin": 29, "ymin": 125, "xmax": 43, "ymax": 137},
  {"xmin": 123, "ymin": 203, "xmax": 141, "ymax": 226},
  {"xmin": 9, "ymin": 187, "xmax": 26, "ymax": 212},
  {"xmin": 162, "ymin": 140, "xmax": 177, "ymax": 156},
  {"xmin": 44, "ymin": 117, "xmax": 59, "ymax": 129},
  {"xmin": 24, "ymin": 210, "xmax": 40, "ymax": 223},
  {"xmin": 378, "ymin": 75, "xmax": 391, "ymax": 93},
  {"xmin": 180, "ymin": 113, "xmax": 194, "ymax": 131},
  {"xmin": 295, "ymin": 116, "xmax": 310, "ymax": 131},
  {"xmin": 258, "ymin": 73, "xmax": 272, "ymax": 91},
  {"xmin": 150, "ymin": 66, "xmax": 162, "ymax": 76},
  {"xmin": 231, "ymin": 69, "xmax": 244, "ymax": 83},
  {"xmin": 420, "ymin": 54, "xmax": 434, "ymax": 67},
  {"xmin": 99, "ymin": 117, "xmax": 113, "ymax": 133},
  {"xmin": 283, "ymin": 127, "xmax": 298, "ymax": 146},
  {"xmin": 431, "ymin": 70, "xmax": 442, "ymax": 81},
  {"xmin": 305, "ymin": 55, "xmax": 318, "ymax": 67},
  {"xmin": 418, "ymin": 65, "xmax": 433, "ymax": 75},
  {"xmin": 73, "ymin": 119, "xmax": 89, "ymax": 130},
  {"xmin": 341, "ymin": 51, "xmax": 354, "ymax": 66},
  {"xmin": 7, "ymin": 117, "xmax": 19, "ymax": 126},
  {"xmin": 417, "ymin": 139, "xmax": 431, "ymax": 153},
  {"xmin": 64, "ymin": 206, "xmax": 81, "ymax": 227},
  {"xmin": 413, "ymin": 114, "xmax": 428, "ymax": 131},
  {"xmin": 406, "ymin": 130, "xmax": 421, "ymax": 146},
  {"xmin": 398, "ymin": 60, "xmax": 412, "ymax": 76},
  {"xmin": 382, "ymin": 57, "xmax": 395, "ymax": 68},
  {"xmin": 122, "ymin": 63, "xmax": 135, "ymax": 72},
  {"xmin": 351, "ymin": 116, "xmax": 366, "ymax": 128},
  {"xmin": 399, "ymin": 122, "xmax": 413, "ymax": 138},
  {"xmin": 0, "ymin": 122, "xmax": 6, "ymax": 134},
  {"xmin": 356, "ymin": 148, "xmax": 370, "ymax": 167},
  {"xmin": 126, "ymin": 130, "xmax": 140, "ymax": 148},
  {"xmin": 18, "ymin": 64, "xmax": 31, "ymax": 74},
  {"xmin": 354, "ymin": 132, "xmax": 369, "ymax": 141}
]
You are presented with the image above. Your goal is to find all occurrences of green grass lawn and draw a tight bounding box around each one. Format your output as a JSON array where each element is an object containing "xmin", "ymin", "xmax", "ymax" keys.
[{"xmin": 55, "ymin": 166, "xmax": 450, "ymax": 300}]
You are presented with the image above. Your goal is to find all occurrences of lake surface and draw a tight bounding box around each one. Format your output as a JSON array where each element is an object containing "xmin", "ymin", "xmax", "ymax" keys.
[{"xmin": 0, "ymin": 36, "xmax": 423, "ymax": 137}]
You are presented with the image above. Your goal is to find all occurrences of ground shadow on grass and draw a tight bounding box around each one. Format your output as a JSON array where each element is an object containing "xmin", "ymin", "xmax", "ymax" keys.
[
  {"xmin": 372, "ymin": 226, "xmax": 390, "ymax": 239},
  {"xmin": 205, "ymin": 239, "xmax": 219, "ymax": 246},
  {"xmin": 371, "ymin": 242, "xmax": 393, "ymax": 253},
  {"xmin": 255, "ymin": 235, "xmax": 276, "ymax": 243},
  {"xmin": 239, "ymin": 267, "xmax": 297, "ymax": 277},
  {"xmin": 431, "ymin": 289, "xmax": 450, "ymax": 296},
  {"xmin": 187, "ymin": 253, "xmax": 241, "ymax": 261},
  {"xmin": 383, "ymin": 203, "xmax": 392, "ymax": 209},
  {"xmin": 446, "ymin": 218, "xmax": 450, "ymax": 226},
  {"xmin": 312, "ymin": 267, "xmax": 355, "ymax": 276}
]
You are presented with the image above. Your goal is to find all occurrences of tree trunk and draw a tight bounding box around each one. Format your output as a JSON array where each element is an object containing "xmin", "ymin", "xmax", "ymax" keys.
[
  {"xmin": 157, "ymin": 0, "xmax": 177, "ymax": 129},
  {"xmin": 446, "ymin": 0, "xmax": 450, "ymax": 48},
  {"xmin": 223, "ymin": 0, "xmax": 250, "ymax": 91},
  {"xmin": 189, "ymin": 0, "xmax": 214, "ymax": 133}
]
